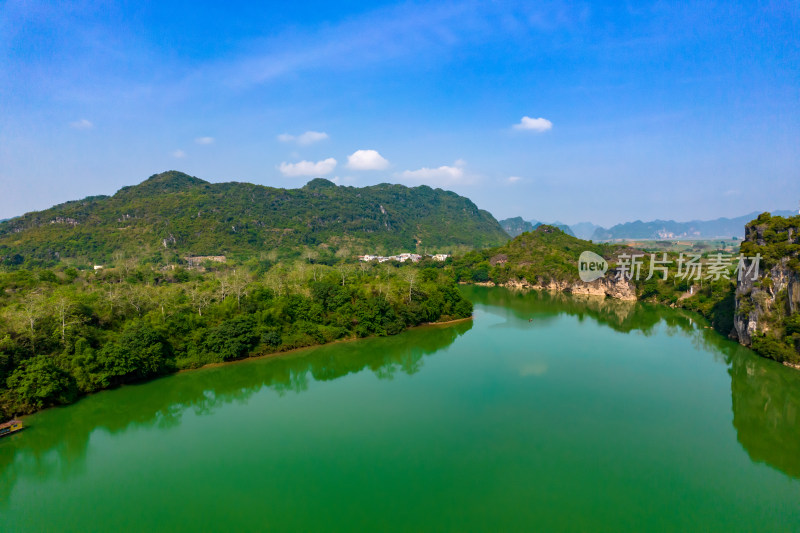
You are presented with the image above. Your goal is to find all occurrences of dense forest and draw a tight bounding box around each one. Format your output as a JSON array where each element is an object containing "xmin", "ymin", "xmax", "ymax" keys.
[
  {"xmin": 0, "ymin": 258, "xmax": 472, "ymax": 420},
  {"xmin": 0, "ymin": 171, "xmax": 508, "ymax": 268}
]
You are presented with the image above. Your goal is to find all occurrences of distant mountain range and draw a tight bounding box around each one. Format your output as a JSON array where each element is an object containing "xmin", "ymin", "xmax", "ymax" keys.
[
  {"xmin": 590, "ymin": 211, "xmax": 796, "ymax": 241},
  {"xmin": 499, "ymin": 217, "xmax": 575, "ymax": 238},
  {"xmin": 0, "ymin": 171, "xmax": 508, "ymax": 266},
  {"xmin": 502, "ymin": 211, "xmax": 797, "ymax": 242},
  {"xmin": 570, "ymin": 221, "xmax": 603, "ymax": 240}
]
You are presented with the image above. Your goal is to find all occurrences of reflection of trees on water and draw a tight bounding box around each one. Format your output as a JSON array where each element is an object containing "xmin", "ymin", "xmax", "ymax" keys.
[
  {"xmin": 466, "ymin": 286, "xmax": 684, "ymax": 336},
  {"xmin": 0, "ymin": 320, "xmax": 472, "ymax": 504},
  {"xmin": 729, "ymin": 350, "xmax": 800, "ymax": 479},
  {"xmin": 467, "ymin": 285, "xmax": 800, "ymax": 480}
]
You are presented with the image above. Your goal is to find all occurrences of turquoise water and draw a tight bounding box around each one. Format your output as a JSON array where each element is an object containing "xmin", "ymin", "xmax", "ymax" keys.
[{"xmin": 1, "ymin": 287, "xmax": 799, "ymax": 531}]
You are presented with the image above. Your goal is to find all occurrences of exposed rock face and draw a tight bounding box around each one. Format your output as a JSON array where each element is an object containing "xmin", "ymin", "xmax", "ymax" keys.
[
  {"xmin": 732, "ymin": 214, "xmax": 800, "ymax": 363},
  {"xmin": 734, "ymin": 257, "xmax": 800, "ymax": 346},
  {"xmin": 498, "ymin": 269, "xmax": 637, "ymax": 301}
]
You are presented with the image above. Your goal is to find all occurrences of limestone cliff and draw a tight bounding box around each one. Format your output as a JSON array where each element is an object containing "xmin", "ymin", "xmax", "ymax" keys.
[
  {"xmin": 491, "ymin": 269, "xmax": 637, "ymax": 301},
  {"xmin": 732, "ymin": 213, "xmax": 800, "ymax": 365}
]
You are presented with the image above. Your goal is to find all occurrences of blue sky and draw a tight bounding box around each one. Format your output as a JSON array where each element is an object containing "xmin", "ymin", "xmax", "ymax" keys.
[{"xmin": 1, "ymin": 1, "xmax": 798, "ymax": 226}]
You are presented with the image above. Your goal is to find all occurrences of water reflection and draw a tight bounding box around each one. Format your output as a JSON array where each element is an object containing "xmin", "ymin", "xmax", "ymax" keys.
[
  {"xmin": 0, "ymin": 321, "xmax": 472, "ymax": 503},
  {"xmin": 465, "ymin": 286, "xmax": 800, "ymax": 480},
  {"xmin": 729, "ymin": 350, "xmax": 800, "ymax": 478}
]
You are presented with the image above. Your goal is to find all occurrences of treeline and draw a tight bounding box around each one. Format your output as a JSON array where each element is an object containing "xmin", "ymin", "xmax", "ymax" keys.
[{"xmin": 0, "ymin": 259, "xmax": 472, "ymax": 419}]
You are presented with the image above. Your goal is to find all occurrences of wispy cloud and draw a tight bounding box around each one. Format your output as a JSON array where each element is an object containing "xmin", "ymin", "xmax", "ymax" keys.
[
  {"xmin": 204, "ymin": 3, "xmax": 583, "ymax": 89},
  {"xmin": 278, "ymin": 131, "xmax": 329, "ymax": 145},
  {"xmin": 507, "ymin": 176, "xmax": 522, "ymax": 183},
  {"xmin": 346, "ymin": 149, "xmax": 389, "ymax": 170},
  {"xmin": 396, "ymin": 160, "xmax": 472, "ymax": 186},
  {"xmin": 172, "ymin": 149, "xmax": 186, "ymax": 158},
  {"xmin": 70, "ymin": 118, "xmax": 93, "ymax": 130},
  {"xmin": 279, "ymin": 157, "xmax": 337, "ymax": 177},
  {"xmin": 513, "ymin": 116, "xmax": 553, "ymax": 132},
  {"xmin": 195, "ymin": 137, "xmax": 214, "ymax": 145}
]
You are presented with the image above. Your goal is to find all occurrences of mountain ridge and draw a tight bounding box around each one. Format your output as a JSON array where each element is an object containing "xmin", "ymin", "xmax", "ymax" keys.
[{"xmin": 0, "ymin": 171, "xmax": 508, "ymax": 266}]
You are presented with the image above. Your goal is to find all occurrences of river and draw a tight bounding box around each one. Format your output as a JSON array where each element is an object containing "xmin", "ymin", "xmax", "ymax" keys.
[{"xmin": 2, "ymin": 287, "xmax": 799, "ymax": 531}]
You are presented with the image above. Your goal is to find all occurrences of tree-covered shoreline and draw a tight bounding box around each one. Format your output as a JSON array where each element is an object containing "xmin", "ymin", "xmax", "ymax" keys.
[{"xmin": 0, "ymin": 259, "xmax": 472, "ymax": 420}]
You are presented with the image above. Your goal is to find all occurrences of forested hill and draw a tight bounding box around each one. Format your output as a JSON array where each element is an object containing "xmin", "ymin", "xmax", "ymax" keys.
[
  {"xmin": 0, "ymin": 171, "xmax": 508, "ymax": 266},
  {"xmin": 498, "ymin": 217, "xmax": 576, "ymax": 238}
]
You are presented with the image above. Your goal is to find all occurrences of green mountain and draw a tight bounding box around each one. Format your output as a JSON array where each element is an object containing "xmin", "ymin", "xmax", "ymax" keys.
[
  {"xmin": 498, "ymin": 217, "xmax": 535, "ymax": 237},
  {"xmin": 453, "ymin": 225, "xmax": 618, "ymax": 286},
  {"xmin": 499, "ymin": 217, "xmax": 576, "ymax": 238},
  {"xmin": 0, "ymin": 171, "xmax": 508, "ymax": 266}
]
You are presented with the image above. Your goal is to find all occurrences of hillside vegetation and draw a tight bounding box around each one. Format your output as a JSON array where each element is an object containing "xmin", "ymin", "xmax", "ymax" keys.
[
  {"xmin": 0, "ymin": 171, "xmax": 508, "ymax": 268},
  {"xmin": 451, "ymin": 225, "xmax": 617, "ymax": 284},
  {"xmin": 0, "ymin": 259, "xmax": 472, "ymax": 419}
]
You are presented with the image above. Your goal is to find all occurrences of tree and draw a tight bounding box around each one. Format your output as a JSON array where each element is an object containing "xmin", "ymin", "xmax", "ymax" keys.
[
  {"xmin": 228, "ymin": 269, "xmax": 252, "ymax": 309},
  {"xmin": 201, "ymin": 316, "xmax": 259, "ymax": 361},
  {"xmin": 402, "ymin": 269, "xmax": 416, "ymax": 302},
  {"xmin": 187, "ymin": 282, "xmax": 212, "ymax": 316},
  {"xmin": 125, "ymin": 284, "xmax": 150, "ymax": 316},
  {"xmin": 19, "ymin": 290, "xmax": 45, "ymax": 353},
  {"xmin": 50, "ymin": 291, "xmax": 79, "ymax": 345},
  {"xmin": 337, "ymin": 264, "xmax": 351, "ymax": 286},
  {"xmin": 6, "ymin": 355, "xmax": 76, "ymax": 411},
  {"xmin": 99, "ymin": 321, "xmax": 171, "ymax": 383}
]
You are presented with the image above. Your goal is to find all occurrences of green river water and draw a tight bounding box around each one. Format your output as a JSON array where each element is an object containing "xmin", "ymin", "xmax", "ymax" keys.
[{"xmin": 2, "ymin": 287, "xmax": 799, "ymax": 531}]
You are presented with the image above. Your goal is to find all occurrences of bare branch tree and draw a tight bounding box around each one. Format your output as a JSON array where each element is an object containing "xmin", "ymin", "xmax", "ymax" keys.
[
  {"xmin": 51, "ymin": 292, "xmax": 77, "ymax": 344},
  {"xmin": 19, "ymin": 290, "xmax": 45, "ymax": 352},
  {"xmin": 229, "ymin": 269, "xmax": 252, "ymax": 309},
  {"xmin": 402, "ymin": 269, "xmax": 416, "ymax": 303},
  {"xmin": 337, "ymin": 264, "xmax": 351, "ymax": 286},
  {"xmin": 187, "ymin": 282, "xmax": 212, "ymax": 316}
]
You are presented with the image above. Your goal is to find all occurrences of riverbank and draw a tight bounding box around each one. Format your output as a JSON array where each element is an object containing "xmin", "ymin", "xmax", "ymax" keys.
[
  {"xmin": 178, "ymin": 315, "xmax": 474, "ymax": 374},
  {"xmin": 5, "ymin": 314, "xmax": 474, "ymax": 424}
]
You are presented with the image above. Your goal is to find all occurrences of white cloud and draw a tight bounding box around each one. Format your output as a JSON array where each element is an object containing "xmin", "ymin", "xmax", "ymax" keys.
[
  {"xmin": 396, "ymin": 160, "xmax": 470, "ymax": 186},
  {"xmin": 277, "ymin": 131, "xmax": 329, "ymax": 145},
  {"xmin": 195, "ymin": 136, "xmax": 215, "ymax": 145},
  {"xmin": 279, "ymin": 157, "xmax": 337, "ymax": 177},
  {"xmin": 70, "ymin": 118, "xmax": 94, "ymax": 130},
  {"xmin": 172, "ymin": 149, "xmax": 186, "ymax": 158},
  {"xmin": 346, "ymin": 149, "xmax": 389, "ymax": 170},
  {"xmin": 513, "ymin": 116, "xmax": 553, "ymax": 132},
  {"xmin": 507, "ymin": 176, "xmax": 522, "ymax": 183}
]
